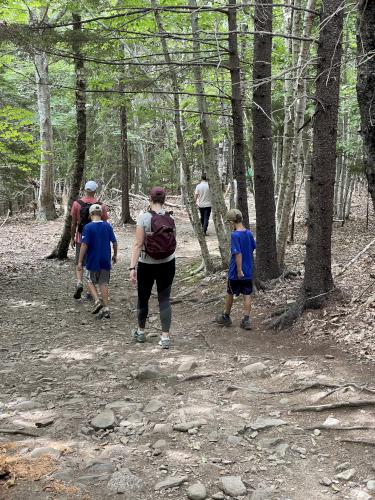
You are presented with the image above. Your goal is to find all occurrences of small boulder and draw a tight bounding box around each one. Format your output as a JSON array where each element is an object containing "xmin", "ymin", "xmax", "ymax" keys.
[
  {"xmin": 91, "ymin": 409, "xmax": 116, "ymax": 430},
  {"xmin": 219, "ymin": 476, "xmax": 246, "ymax": 497},
  {"xmin": 153, "ymin": 423, "xmax": 172, "ymax": 434},
  {"xmin": 107, "ymin": 468, "xmax": 144, "ymax": 494},
  {"xmin": 187, "ymin": 482, "xmax": 207, "ymax": 500},
  {"xmin": 242, "ymin": 362, "xmax": 267, "ymax": 376},
  {"xmin": 144, "ymin": 399, "xmax": 165, "ymax": 413},
  {"xmin": 335, "ymin": 468, "xmax": 356, "ymax": 481},
  {"xmin": 30, "ymin": 447, "xmax": 61, "ymax": 459},
  {"xmin": 178, "ymin": 359, "xmax": 198, "ymax": 373},
  {"xmin": 136, "ymin": 364, "xmax": 160, "ymax": 381}
]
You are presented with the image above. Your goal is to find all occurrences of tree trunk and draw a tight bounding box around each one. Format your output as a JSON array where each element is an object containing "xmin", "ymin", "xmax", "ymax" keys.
[
  {"xmin": 357, "ymin": 0, "xmax": 375, "ymax": 213},
  {"xmin": 252, "ymin": 0, "xmax": 281, "ymax": 281},
  {"xmin": 151, "ymin": 0, "xmax": 213, "ymax": 272},
  {"xmin": 48, "ymin": 14, "xmax": 87, "ymax": 259},
  {"xmin": 30, "ymin": 10, "xmax": 56, "ymax": 221},
  {"xmin": 189, "ymin": 0, "xmax": 229, "ymax": 266},
  {"xmin": 303, "ymin": 0, "xmax": 344, "ymax": 307},
  {"xmin": 228, "ymin": 0, "xmax": 249, "ymax": 228},
  {"xmin": 119, "ymin": 93, "xmax": 134, "ymax": 224}
]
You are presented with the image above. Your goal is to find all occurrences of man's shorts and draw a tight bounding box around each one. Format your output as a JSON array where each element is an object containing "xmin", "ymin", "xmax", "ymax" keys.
[
  {"xmin": 75, "ymin": 243, "xmax": 86, "ymax": 266},
  {"xmin": 227, "ymin": 279, "xmax": 253, "ymax": 296},
  {"xmin": 88, "ymin": 269, "xmax": 110, "ymax": 285}
]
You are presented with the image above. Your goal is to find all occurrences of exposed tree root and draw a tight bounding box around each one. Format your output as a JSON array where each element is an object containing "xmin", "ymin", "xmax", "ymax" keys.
[
  {"xmin": 267, "ymin": 382, "xmax": 375, "ymax": 396},
  {"xmin": 271, "ymin": 300, "xmax": 305, "ymax": 329},
  {"xmin": 292, "ymin": 399, "xmax": 375, "ymax": 412},
  {"xmin": 340, "ymin": 439, "xmax": 375, "ymax": 446},
  {"xmin": 306, "ymin": 425, "xmax": 375, "ymax": 431},
  {"xmin": 0, "ymin": 428, "xmax": 39, "ymax": 437},
  {"xmin": 179, "ymin": 373, "xmax": 213, "ymax": 382}
]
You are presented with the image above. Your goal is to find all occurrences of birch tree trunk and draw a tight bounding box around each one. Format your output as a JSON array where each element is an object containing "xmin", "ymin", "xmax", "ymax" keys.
[
  {"xmin": 151, "ymin": 0, "xmax": 213, "ymax": 272},
  {"xmin": 49, "ymin": 14, "xmax": 87, "ymax": 259},
  {"xmin": 276, "ymin": 0, "xmax": 316, "ymax": 266},
  {"xmin": 30, "ymin": 9, "xmax": 56, "ymax": 221},
  {"xmin": 252, "ymin": 0, "xmax": 281, "ymax": 281},
  {"xmin": 189, "ymin": 0, "xmax": 229, "ymax": 266}
]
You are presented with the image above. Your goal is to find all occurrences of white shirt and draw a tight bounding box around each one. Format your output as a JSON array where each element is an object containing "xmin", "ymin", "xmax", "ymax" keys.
[{"xmin": 195, "ymin": 181, "xmax": 211, "ymax": 208}]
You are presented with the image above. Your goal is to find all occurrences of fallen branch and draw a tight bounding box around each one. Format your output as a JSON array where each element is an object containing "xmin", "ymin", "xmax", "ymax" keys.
[
  {"xmin": 306, "ymin": 425, "xmax": 375, "ymax": 431},
  {"xmin": 292, "ymin": 399, "xmax": 375, "ymax": 412},
  {"xmin": 0, "ymin": 209, "xmax": 11, "ymax": 229},
  {"xmin": 340, "ymin": 439, "xmax": 375, "ymax": 446},
  {"xmin": 0, "ymin": 427, "xmax": 39, "ymax": 437},
  {"xmin": 336, "ymin": 236, "xmax": 375, "ymax": 278},
  {"xmin": 179, "ymin": 373, "xmax": 213, "ymax": 382}
]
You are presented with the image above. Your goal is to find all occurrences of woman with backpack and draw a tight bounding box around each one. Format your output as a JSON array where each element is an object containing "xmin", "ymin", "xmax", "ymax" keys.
[{"xmin": 129, "ymin": 187, "xmax": 176, "ymax": 349}]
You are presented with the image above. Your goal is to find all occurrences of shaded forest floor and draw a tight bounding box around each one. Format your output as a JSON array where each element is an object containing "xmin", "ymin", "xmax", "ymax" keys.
[{"xmin": 1, "ymin": 200, "xmax": 375, "ymax": 500}]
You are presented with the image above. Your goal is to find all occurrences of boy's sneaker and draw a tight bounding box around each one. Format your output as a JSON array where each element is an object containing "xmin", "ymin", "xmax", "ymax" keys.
[
  {"xmin": 92, "ymin": 301, "xmax": 103, "ymax": 314},
  {"xmin": 159, "ymin": 337, "xmax": 171, "ymax": 349},
  {"xmin": 73, "ymin": 283, "xmax": 83, "ymax": 299},
  {"xmin": 240, "ymin": 317, "xmax": 252, "ymax": 330},
  {"xmin": 132, "ymin": 328, "xmax": 145, "ymax": 343},
  {"xmin": 215, "ymin": 313, "xmax": 232, "ymax": 327}
]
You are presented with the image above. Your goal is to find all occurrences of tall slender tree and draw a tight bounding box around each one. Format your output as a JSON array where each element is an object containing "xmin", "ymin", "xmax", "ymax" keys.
[
  {"xmin": 48, "ymin": 13, "xmax": 87, "ymax": 259},
  {"xmin": 227, "ymin": 0, "xmax": 249, "ymax": 228},
  {"xmin": 252, "ymin": 0, "xmax": 281, "ymax": 281},
  {"xmin": 357, "ymin": 0, "xmax": 375, "ymax": 213}
]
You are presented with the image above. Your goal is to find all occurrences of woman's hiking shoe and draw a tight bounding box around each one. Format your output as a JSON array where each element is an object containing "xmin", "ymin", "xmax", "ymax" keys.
[
  {"xmin": 159, "ymin": 337, "xmax": 171, "ymax": 349},
  {"xmin": 92, "ymin": 301, "xmax": 103, "ymax": 314},
  {"xmin": 132, "ymin": 328, "xmax": 145, "ymax": 343},
  {"xmin": 215, "ymin": 313, "xmax": 232, "ymax": 327},
  {"xmin": 73, "ymin": 283, "xmax": 83, "ymax": 299},
  {"xmin": 240, "ymin": 317, "xmax": 252, "ymax": 330}
]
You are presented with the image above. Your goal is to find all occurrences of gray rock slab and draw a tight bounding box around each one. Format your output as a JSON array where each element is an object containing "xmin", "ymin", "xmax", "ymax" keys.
[
  {"xmin": 178, "ymin": 359, "xmax": 198, "ymax": 373},
  {"xmin": 219, "ymin": 476, "xmax": 247, "ymax": 497},
  {"xmin": 107, "ymin": 468, "xmax": 144, "ymax": 494},
  {"xmin": 153, "ymin": 423, "xmax": 172, "ymax": 434},
  {"xmin": 242, "ymin": 362, "xmax": 268, "ymax": 376},
  {"xmin": 173, "ymin": 420, "xmax": 206, "ymax": 432},
  {"xmin": 30, "ymin": 447, "xmax": 61, "ymax": 459},
  {"xmin": 91, "ymin": 409, "xmax": 116, "ymax": 430},
  {"xmin": 187, "ymin": 482, "xmax": 207, "ymax": 500},
  {"xmin": 350, "ymin": 490, "xmax": 372, "ymax": 500},
  {"xmin": 335, "ymin": 468, "xmax": 356, "ymax": 481},
  {"xmin": 155, "ymin": 475, "xmax": 188, "ymax": 490},
  {"xmin": 367, "ymin": 480, "xmax": 375, "ymax": 491},
  {"xmin": 136, "ymin": 365, "xmax": 160, "ymax": 381},
  {"xmin": 249, "ymin": 418, "xmax": 287, "ymax": 431},
  {"xmin": 144, "ymin": 399, "xmax": 165, "ymax": 413}
]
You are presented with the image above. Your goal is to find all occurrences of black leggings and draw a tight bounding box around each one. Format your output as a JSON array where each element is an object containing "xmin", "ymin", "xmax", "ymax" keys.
[{"xmin": 137, "ymin": 259, "xmax": 176, "ymax": 332}]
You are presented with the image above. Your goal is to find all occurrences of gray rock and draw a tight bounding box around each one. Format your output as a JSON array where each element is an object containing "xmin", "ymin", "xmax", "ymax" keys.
[
  {"xmin": 153, "ymin": 439, "xmax": 167, "ymax": 449},
  {"xmin": 85, "ymin": 460, "xmax": 115, "ymax": 474},
  {"xmin": 335, "ymin": 468, "xmax": 356, "ymax": 481},
  {"xmin": 227, "ymin": 435, "xmax": 244, "ymax": 446},
  {"xmin": 153, "ymin": 423, "xmax": 172, "ymax": 434},
  {"xmin": 366, "ymin": 479, "xmax": 375, "ymax": 491},
  {"xmin": 350, "ymin": 490, "xmax": 372, "ymax": 500},
  {"xmin": 30, "ymin": 447, "xmax": 61, "ymax": 459},
  {"xmin": 242, "ymin": 362, "xmax": 267, "ymax": 376},
  {"xmin": 187, "ymin": 482, "xmax": 207, "ymax": 500},
  {"xmin": 178, "ymin": 359, "xmax": 198, "ymax": 373},
  {"xmin": 126, "ymin": 411, "xmax": 145, "ymax": 424},
  {"xmin": 107, "ymin": 468, "xmax": 144, "ymax": 494},
  {"xmin": 258, "ymin": 438, "xmax": 289, "ymax": 457},
  {"xmin": 78, "ymin": 473, "xmax": 110, "ymax": 482},
  {"xmin": 144, "ymin": 399, "xmax": 165, "ymax": 413},
  {"xmin": 208, "ymin": 431, "xmax": 219, "ymax": 442},
  {"xmin": 251, "ymin": 487, "xmax": 276, "ymax": 500},
  {"xmin": 91, "ymin": 409, "xmax": 116, "ymax": 430},
  {"xmin": 320, "ymin": 477, "xmax": 332, "ymax": 486},
  {"xmin": 106, "ymin": 401, "xmax": 141, "ymax": 411},
  {"xmin": 173, "ymin": 420, "xmax": 206, "ymax": 432},
  {"xmin": 50, "ymin": 468, "xmax": 74, "ymax": 482},
  {"xmin": 35, "ymin": 417, "xmax": 54, "ymax": 428},
  {"xmin": 211, "ymin": 493, "xmax": 225, "ymax": 500},
  {"xmin": 155, "ymin": 475, "xmax": 188, "ymax": 490},
  {"xmin": 14, "ymin": 400, "xmax": 42, "ymax": 411},
  {"xmin": 219, "ymin": 476, "xmax": 247, "ymax": 497},
  {"xmin": 336, "ymin": 461, "xmax": 351, "ymax": 472},
  {"xmin": 136, "ymin": 365, "xmax": 160, "ymax": 381},
  {"xmin": 249, "ymin": 417, "xmax": 287, "ymax": 431}
]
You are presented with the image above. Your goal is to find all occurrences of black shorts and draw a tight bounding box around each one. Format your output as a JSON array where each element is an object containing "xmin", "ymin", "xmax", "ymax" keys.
[{"xmin": 227, "ymin": 279, "xmax": 253, "ymax": 296}]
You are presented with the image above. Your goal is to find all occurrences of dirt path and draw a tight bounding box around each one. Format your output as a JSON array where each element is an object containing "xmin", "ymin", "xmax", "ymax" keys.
[{"xmin": 1, "ymin": 219, "xmax": 375, "ymax": 500}]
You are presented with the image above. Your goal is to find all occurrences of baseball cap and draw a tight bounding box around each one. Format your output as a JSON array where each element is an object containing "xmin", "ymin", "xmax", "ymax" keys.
[
  {"xmin": 85, "ymin": 180, "xmax": 98, "ymax": 192},
  {"xmin": 227, "ymin": 208, "xmax": 242, "ymax": 223},
  {"xmin": 150, "ymin": 186, "xmax": 166, "ymax": 198},
  {"xmin": 89, "ymin": 203, "xmax": 102, "ymax": 214}
]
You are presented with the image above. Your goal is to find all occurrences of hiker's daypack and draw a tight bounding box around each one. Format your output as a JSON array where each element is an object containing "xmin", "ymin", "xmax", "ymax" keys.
[
  {"xmin": 144, "ymin": 210, "xmax": 176, "ymax": 260},
  {"xmin": 77, "ymin": 199, "xmax": 102, "ymax": 233}
]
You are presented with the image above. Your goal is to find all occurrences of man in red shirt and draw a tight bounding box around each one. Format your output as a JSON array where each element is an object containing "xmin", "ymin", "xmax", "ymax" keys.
[{"xmin": 71, "ymin": 181, "xmax": 108, "ymax": 299}]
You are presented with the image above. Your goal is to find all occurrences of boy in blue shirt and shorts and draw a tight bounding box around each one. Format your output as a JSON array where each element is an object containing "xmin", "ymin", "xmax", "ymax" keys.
[
  {"xmin": 77, "ymin": 204, "xmax": 117, "ymax": 318},
  {"xmin": 216, "ymin": 209, "xmax": 256, "ymax": 330}
]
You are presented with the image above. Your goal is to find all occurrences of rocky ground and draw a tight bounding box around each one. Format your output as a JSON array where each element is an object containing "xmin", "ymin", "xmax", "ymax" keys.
[{"xmin": 1, "ymin": 208, "xmax": 375, "ymax": 500}]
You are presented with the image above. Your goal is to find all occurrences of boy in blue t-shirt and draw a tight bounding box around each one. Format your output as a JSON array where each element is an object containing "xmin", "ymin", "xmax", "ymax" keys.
[
  {"xmin": 216, "ymin": 209, "xmax": 256, "ymax": 330},
  {"xmin": 77, "ymin": 204, "xmax": 117, "ymax": 318}
]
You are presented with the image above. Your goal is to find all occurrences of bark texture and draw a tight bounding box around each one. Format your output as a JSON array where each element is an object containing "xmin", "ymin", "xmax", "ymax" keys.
[
  {"xmin": 303, "ymin": 0, "xmax": 344, "ymax": 306},
  {"xmin": 357, "ymin": 0, "xmax": 375, "ymax": 213},
  {"xmin": 252, "ymin": 0, "xmax": 281, "ymax": 280},
  {"xmin": 49, "ymin": 14, "xmax": 86, "ymax": 259},
  {"xmin": 228, "ymin": 0, "xmax": 249, "ymax": 227},
  {"xmin": 119, "ymin": 95, "xmax": 134, "ymax": 224}
]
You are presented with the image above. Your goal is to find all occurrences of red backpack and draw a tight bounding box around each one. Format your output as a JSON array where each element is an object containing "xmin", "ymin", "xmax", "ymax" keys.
[{"xmin": 144, "ymin": 211, "xmax": 176, "ymax": 260}]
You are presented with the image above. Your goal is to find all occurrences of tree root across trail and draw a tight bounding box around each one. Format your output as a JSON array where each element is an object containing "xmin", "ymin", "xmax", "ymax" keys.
[{"xmin": 2, "ymin": 221, "xmax": 375, "ymax": 499}]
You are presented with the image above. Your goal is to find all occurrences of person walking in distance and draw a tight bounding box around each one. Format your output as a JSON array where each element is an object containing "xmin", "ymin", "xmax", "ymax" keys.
[
  {"xmin": 195, "ymin": 173, "xmax": 211, "ymax": 235},
  {"xmin": 129, "ymin": 187, "xmax": 176, "ymax": 349},
  {"xmin": 216, "ymin": 209, "xmax": 256, "ymax": 330},
  {"xmin": 71, "ymin": 181, "xmax": 109, "ymax": 299}
]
